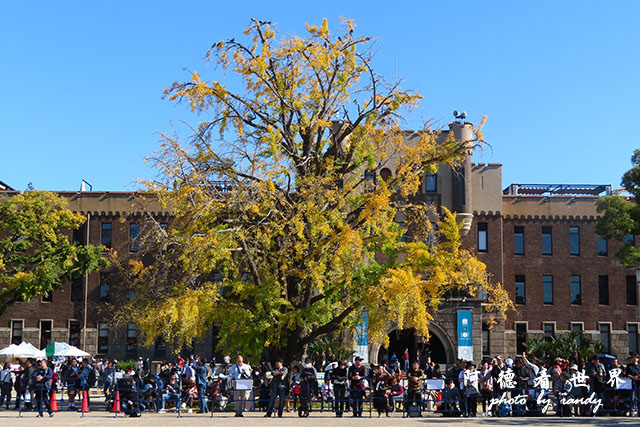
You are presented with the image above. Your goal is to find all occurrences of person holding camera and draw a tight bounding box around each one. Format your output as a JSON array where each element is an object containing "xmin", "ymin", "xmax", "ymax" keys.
[{"xmin": 229, "ymin": 355, "xmax": 252, "ymax": 417}]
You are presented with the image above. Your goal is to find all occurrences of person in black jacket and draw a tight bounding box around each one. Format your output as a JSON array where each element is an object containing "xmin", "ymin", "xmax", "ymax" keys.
[
  {"xmin": 348, "ymin": 357, "xmax": 366, "ymax": 417},
  {"xmin": 331, "ymin": 361, "xmax": 348, "ymax": 417},
  {"xmin": 32, "ymin": 359, "xmax": 53, "ymax": 417}
]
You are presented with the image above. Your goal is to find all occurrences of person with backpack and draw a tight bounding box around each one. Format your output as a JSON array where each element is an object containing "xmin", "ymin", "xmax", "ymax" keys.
[
  {"xmin": 0, "ymin": 362, "xmax": 14, "ymax": 409},
  {"xmin": 78, "ymin": 359, "xmax": 95, "ymax": 411}
]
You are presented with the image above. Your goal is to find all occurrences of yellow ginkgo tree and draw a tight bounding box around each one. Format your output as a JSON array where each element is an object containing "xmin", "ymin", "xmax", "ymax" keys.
[{"xmin": 119, "ymin": 18, "xmax": 512, "ymax": 363}]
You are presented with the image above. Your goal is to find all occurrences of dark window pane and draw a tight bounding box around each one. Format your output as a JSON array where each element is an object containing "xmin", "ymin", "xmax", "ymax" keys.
[
  {"xmin": 599, "ymin": 324, "xmax": 610, "ymax": 353},
  {"xmin": 40, "ymin": 320, "xmax": 52, "ymax": 348},
  {"xmin": 597, "ymin": 236, "xmax": 608, "ymax": 256},
  {"xmin": 514, "ymin": 226, "xmax": 524, "ymax": 255},
  {"xmin": 99, "ymin": 273, "xmax": 110, "ymax": 302},
  {"xmin": 570, "ymin": 275, "xmax": 581, "ymax": 305},
  {"xmin": 129, "ymin": 223, "xmax": 140, "ymax": 253},
  {"xmin": 482, "ymin": 323, "xmax": 490, "ymax": 355},
  {"xmin": 73, "ymin": 223, "xmax": 86, "ymax": 246},
  {"xmin": 543, "ymin": 275, "xmax": 553, "ymax": 304},
  {"xmin": 569, "ymin": 226, "xmax": 580, "ymax": 255},
  {"xmin": 69, "ymin": 321, "xmax": 81, "ymax": 347},
  {"xmin": 626, "ymin": 234, "xmax": 635, "ymax": 246},
  {"xmin": 598, "ymin": 275, "xmax": 609, "ymax": 305},
  {"xmin": 629, "ymin": 324, "xmax": 639, "ymax": 355},
  {"xmin": 101, "ymin": 223, "xmax": 112, "ymax": 249},
  {"xmin": 516, "ymin": 323, "xmax": 527, "ymax": 354},
  {"xmin": 542, "ymin": 226, "xmax": 552, "ymax": 255},
  {"xmin": 515, "ymin": 275, "xmax": 526, "ymax": 305},
  {"xmin": 11, "ymin": 320, "xmax": 23, "ymax": 345},
  {"xmin": 425, "ymin": 173, "xmax": 437, "ymax": 192},
  {"xmin": 42, "ymin": 292, "xmax": 52, "ymax": 303},
  {"xmin": 477, "ymin": 222, "xmax": 488, "ymax": 252},
  {"xmin": 627, "ymin": 276, "xmax": 638, "ymax": 305},
  {"xmin": 127, "ymin": 323, "xmax": 137, "ymax": 354},
  {"xmin": 571, "ymin": 323, "xmax": 583, "ymax": 346},
  {"xmin": 98, "ymin": 322, "xmax": 109, "ymax": 354},
  {"xmin": 71, "ymin": 275, "xmax": 83, "ymax": 302},
  {"xmin": 543, "ymin": 323, "xmax": 555, "ymax": 338}
]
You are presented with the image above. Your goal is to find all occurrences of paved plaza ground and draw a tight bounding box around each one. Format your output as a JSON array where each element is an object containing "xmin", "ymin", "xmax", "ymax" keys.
[{"xmin": 0, "ymin": 411, "xmax": 639, "ymax": 426}]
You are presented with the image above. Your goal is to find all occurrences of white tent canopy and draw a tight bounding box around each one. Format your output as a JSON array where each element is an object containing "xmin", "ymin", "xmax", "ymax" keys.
[
  {"xmin": 43, "ymin": 342, "xmax": 90, "ymax": 358},
  {"xmin": 0, "ymin": 342, "xmax": 45, "ymax": 359}
]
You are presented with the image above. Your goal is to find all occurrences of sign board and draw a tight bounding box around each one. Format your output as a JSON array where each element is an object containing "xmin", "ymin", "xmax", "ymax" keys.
[
  {"xmin": 234, "ymin": 379, "xmax": 253, "ymax": 390},
  {"xmin": 457, "ymin": 309, "xmax": 473, "ymax": 361},
  {"xmin": 353, "ymin": 310, "xmax": 369, "ymax": 364}
]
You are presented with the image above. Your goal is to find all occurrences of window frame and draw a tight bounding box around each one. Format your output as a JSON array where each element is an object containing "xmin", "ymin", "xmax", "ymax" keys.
[
  {"xmin": 97, "ymin": 321, "xmax": 109, "ymax": 355},
  {"xmin": 39, "ymin": 319, "xmax": 53, "ymax": 348},
  {"xmin": 477, "ymin": 222, "xmax": 488, "ymax": 253},
  {"xmin": 11, "ymin": 319, "xmax": 24, "ymax": 345},
  {"xmin": 542, "ymin": 275, "xmax": 554, "ymax": 305},
  {"xmin": 570, "ymin": 275, "xmax": 582, "ymax": 305},
  {"xmin": 515, "ymin": 322, "xmax": 528, "ymax": 354},
  {"xmin": 129, "ymin": 223, "xmax": 140, "ymax": 253},
  {"xmin": 628, "ymin": 323, "xmax": 639, "ymax": 356},
  {"xmin": 599, "ymin": 322, "xmax": 611, "ymax": 354},
  {"xmin": 543, "ymin": 322, "xmax": 556, "ymax": 339},
  {"xmin": 101, "ymin": 222, "xmax": 112, "ymax": 249},
  {"xmin": 542, "ymin": 226, "xmax": 553, "ymax": 255},
  {"xmin": 598, "ymin": 275, "xmax": 609, "ymax": 305},
  {"xmin": 514, "ymin": 226, "xmax": 525, "ymax": 255},
  {"xmin": 569, "ymin": 226, "xmax": 580, "ymax": 256},
  {"xmin": 627, "ymin": 275, "xmax": 638, "ymax": 306},
  {"xmin": 515, "ymin": 274, "xmax": 526, "ymax": 305},
  {"xmin": 425, "ymin": 173, "xmax": 437, "ymax": 193},
  {"xmin": 597, "ymin": 236, "xmax": 608, "ymax": 256}
]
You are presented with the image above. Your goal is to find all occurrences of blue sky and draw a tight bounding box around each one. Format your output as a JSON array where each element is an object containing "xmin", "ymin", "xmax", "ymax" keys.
[{"xmin": 1, "ymin": 1, "xmax": 638, "ymax": 192}]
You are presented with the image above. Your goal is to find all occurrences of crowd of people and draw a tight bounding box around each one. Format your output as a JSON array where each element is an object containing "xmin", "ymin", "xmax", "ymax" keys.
[{"xmin": 1, "ymin": 349, "xmax": 639, "ymax": 418}]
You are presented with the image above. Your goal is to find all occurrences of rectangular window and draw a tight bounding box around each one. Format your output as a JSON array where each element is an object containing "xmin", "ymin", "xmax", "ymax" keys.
[
  {"xmin": 11, "ymin": 320, "xmax": 23, "ymax": 345},
  {"xmin": 627, "ymin": 276, "xmax": 638, "ymax": 305},
  {"xmin": 514, "ymin": 226, "xmax": 524, "ymax": 255},
  {"xmin": 482, "ymin": 323, "xmax": 490, "ymax": 356},
  {"xmin": 71, "ymin": 275, "xmax": 83, "ymax": 302},
  {"xmin": 72, "ymin": 223, "xmax": 86, "ymax": 246},
  {"xmin": 629, "ymin": 324, "xmax": 639, "ymax": 355},
  {"xmin": 516, "ymin": 323, "xmax": 527, "ymax": 354},
  {"xmin": 159, "ymin": 223, "xmax": 169, "ymax": 232},
  {"xmin": 69, "ymin": 320, "xmax": 81, "ymax": 347},
  {"xmin": 42, "ymin": 292, "xmax": 52, "ymax": 303},
  {"xmin": 543, "ymin": 323, "xmax": 555, "ymax": 339},
  {"xmin": 571, "ymin": 323, "xmax": 583, "ymax": 346},
  {"xmin": 599, "ymin": 323, "xmax": 611, "ymax": 354},
  {"xmin": 40, "ymin": 320, "xmax": 52, "ymax": 348},
  {"xmin": 570, "ymin": 275, "xmax": 581, "ymax": 305},
  {"xmin": 569, "ymin": 226, "xmax": 580, "ymax": 255},
  {"xmin": 127, "ymin": 323, "xmax": 137, "ymax": 353},
  {"xmin": 543, "ymin": 275, "xmax": 553, "ymax": 304},
  {"xmin": 477, "ymin": 222, "xmax": 488, "ymax": 252},
  {"xmin": 99, "ymin": 273, "xmax": 110, "ymax": 302},
  {"xmin": 597, "ymin": 236, "xmax": 608, "ymax": 256},
  {"xmin": 626, "ymin": 234, "xmax": 635, "ymax": 246},
  {"xmin": 101, "ymin": 222, "xmax": 112, "ymax": 249},
  {"xmin": 98, "ymin": 321, "xmax": 109, "ymax": 354},
  {"xmin": 515, "ymin": 275, "xmax": 526, "ymax": 305},
  {"xmin": 542, "ymin": 226, "xmax": 552, "ymax": 255},
  {"xmin": 425, "ymin": 173, "xmax": 437, "ymax": 192},
  {"xmin": 129, "ymin": 223, "xmax": 140, "ymax": 253},
  {"xmin": 598, "ymin": 275, "xmax": 609, "ymax": 305}
]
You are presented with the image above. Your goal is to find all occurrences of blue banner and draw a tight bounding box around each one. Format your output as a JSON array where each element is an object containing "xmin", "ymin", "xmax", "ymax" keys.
[{"xmin": 457, "ymin": 310, "xmax": 473, "ymax": 360}]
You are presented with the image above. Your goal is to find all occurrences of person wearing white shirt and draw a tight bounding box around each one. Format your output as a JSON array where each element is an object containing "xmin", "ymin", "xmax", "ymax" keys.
[{"xmin": 229, "ymin": 355, "xmax": 252, "ymax": 417}]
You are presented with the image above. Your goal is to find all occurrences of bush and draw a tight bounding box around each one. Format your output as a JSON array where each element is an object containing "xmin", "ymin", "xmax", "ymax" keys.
[
  {"xmin": 116, "ymin": 360, "xmax": 138, "ymax": 372},
  {"xmin": 523, "ymin": 331, "xmax": 603, "ymax": 366}
]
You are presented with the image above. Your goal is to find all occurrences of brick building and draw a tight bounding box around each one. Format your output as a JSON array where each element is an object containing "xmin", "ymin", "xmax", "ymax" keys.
[{"xmin": 1, "ymin": 122, "xmax": 638, "ymax": 364}]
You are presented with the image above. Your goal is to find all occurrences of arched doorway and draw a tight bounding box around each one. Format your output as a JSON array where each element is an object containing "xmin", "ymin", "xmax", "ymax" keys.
[{"xmin": 377, "ymin": 327, "xmax": 454, "ymax": 367}]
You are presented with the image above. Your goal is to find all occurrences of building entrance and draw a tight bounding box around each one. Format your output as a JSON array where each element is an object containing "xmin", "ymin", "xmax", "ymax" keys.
[{"xmin": 379, "ymin": 328, "xmax": 449, "ymax": 368}]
